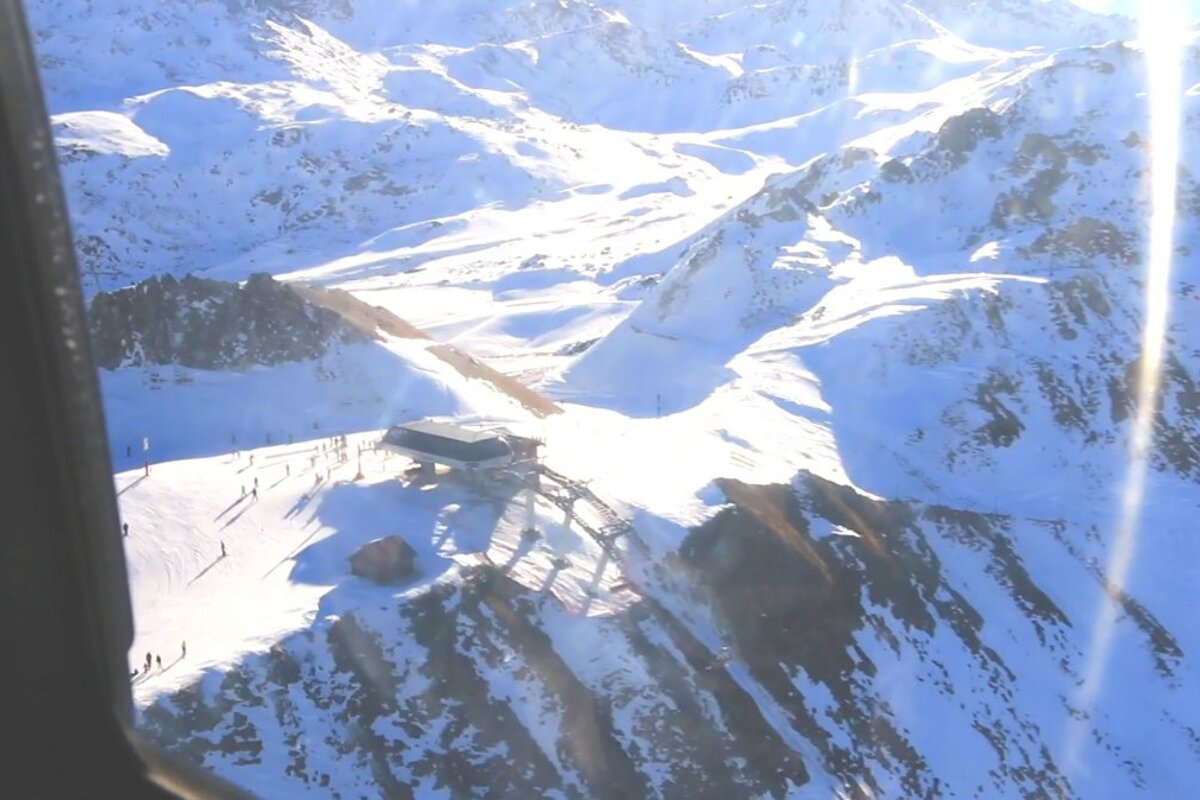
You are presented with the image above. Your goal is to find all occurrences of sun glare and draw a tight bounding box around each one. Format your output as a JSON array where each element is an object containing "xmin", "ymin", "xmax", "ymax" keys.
[{"xmin": 1063, "ymin": 0, "xmax": 1185, "ymax": 780}]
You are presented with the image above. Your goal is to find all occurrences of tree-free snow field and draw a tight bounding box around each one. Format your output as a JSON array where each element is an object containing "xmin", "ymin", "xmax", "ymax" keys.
[
  {"xmin": 119, "ymin": 427, "xmax": 644, "ymax": 705},
  {"xmin": 32, "ymin": 0, "xmax": 1200, "ymax": 795}
]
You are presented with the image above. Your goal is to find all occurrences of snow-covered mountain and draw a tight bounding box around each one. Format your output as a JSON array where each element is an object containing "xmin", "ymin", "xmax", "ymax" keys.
[
  {"xmin": 33, "ymin": 0, "xmax": 1128, "ymax": 293},
  {"xmin": 26, "ymin": 0, "xmax": 1200, "ymax": 797},
  {"xmin": 88, "ymin": 273, "xmax": 375, "ymax": 371},
  {"xmin": 563, "ymin": 37, "xmax": 1200, "ymax": 513},
  {"xmin": 91, "ymin": 272, "xmax": 558, "ymax": 461}
]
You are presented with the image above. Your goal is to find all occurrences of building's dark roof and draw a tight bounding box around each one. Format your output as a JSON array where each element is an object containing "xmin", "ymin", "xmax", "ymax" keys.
[
  {"xmin": 398, "ymin": 420, "xmax": 501, "ymax": 444},
  {"xmin": 383, "ymin": 422, "xmax": 512, "ymax": 464}
]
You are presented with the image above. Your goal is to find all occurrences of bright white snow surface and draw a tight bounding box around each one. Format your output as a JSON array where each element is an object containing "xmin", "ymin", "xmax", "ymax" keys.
[
  {"xmin": 30, "ymin": 0, "xmax": 1200, "ymax": 796},
  {"xmin": 99, "ymin": 335, "xmax": 532, "ymax": 463},
  {"xmin": 120, "ymin": 429, "xmax": 634, "ymax": 705}
]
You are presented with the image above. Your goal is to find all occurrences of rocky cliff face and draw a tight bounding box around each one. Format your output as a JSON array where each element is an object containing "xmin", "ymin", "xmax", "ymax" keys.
[
  {"xmin": 137, "ymin": 471, "xmax": 1190, "ymax": 799},
  {"xmin": 88, "ymin": 273, "xmax": 368, "ymax": 370},
  {"xmin": 681, "ymin": 475, "xmax": 1186, "ymax": 798},
  {"xmin": 140, "ymin": 570, "xmax": 808, "ymax": 799}
]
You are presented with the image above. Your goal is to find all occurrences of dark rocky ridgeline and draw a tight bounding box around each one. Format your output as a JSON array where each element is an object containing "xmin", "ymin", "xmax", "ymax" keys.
[
  {"xmin": 86, "ymin": 272, "xmax": 566, "ymax": 417},
  {"xmin": 134, "ymin": 475, "xmax": 1183, "ymax": 798},
  {"xmin": 87, "ymin": 273, "xmax": 370, "ymax": 370},
  {"xmin": 140, "ymin": 569, "xmax": 810, "ymax": 799},
  {"xmin": 681, "ymin": 478, "xmax": 945, "ymax": 798},
  {"xmin": 679, "ymin": 473, "xmax": 1183, "ymax": 799}
]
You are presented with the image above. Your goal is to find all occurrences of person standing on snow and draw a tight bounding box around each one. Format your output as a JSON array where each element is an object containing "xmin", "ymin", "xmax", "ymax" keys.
[
  {"xmin": 122, "ymin": 522, "xmax": 129, "ymax": 538},
  {"xmin": 144, "ymin": 652, "xmax": 152, "ymax": 672},
  {"xmin": 155, "ymin": 654, "xmax": 162, "ymax": 671},
  {"xmin": 220, "ymin": 541, "xmax": 226, "ymax": 558},
  {"xmin": 181, "ymin": 641, "xmax": 186, "ymax": 659},
  {"xmin": 251, "ymin": 487, "xmax": 258, "ymax": 501}
]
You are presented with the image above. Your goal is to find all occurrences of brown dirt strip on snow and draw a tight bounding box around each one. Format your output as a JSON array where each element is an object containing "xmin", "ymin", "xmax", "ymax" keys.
[
  {"xmin": 290, "ymin": 283, "xmax": 429, "ymax": 340},
  {"xmin": 429, "ymin": 344, "xmax": 562, "ymax": 418},
  {"xmin": 293, "ymin": 282, "xmax": 562, "ymax": 418}
]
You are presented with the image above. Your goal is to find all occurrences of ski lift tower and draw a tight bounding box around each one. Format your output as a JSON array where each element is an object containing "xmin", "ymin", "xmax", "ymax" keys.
[
  {"xmin": 520, "ymin": 448, "xmax": 542, "ymax": 539},
  {"xmin": 495, "ymin": 428, "xmax": 543, "ymax": 539}
]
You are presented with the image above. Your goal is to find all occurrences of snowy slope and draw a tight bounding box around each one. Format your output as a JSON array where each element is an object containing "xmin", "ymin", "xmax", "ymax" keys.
[
  {"xmin": 122, "ymin": 445, "xmax": 1194, "ymax": 798},
  {"xmin": 30, "ymin": 0, "xmax": 1107, "ymax": 327},
  {"xmin": 564, "ymin": 37, "xmax": 1200, "ymax": 511},
  {"xmin": 557, "ymin": 30, "xmax": 1200, "ymax": 611},
  {"xmin": 28, "ymin": 0, "xmax": 1200, "ymax": 797},
  {"xmin": 544, "ymin": 31, "xmax": 1200, "ymax": 796},
  {"xmin": 118, "ymin": 427, "xmax": 627, "ymax": 702},
  {"xmin": 100, "ymin": 333, "xmax": 530, "ymax": 464}
]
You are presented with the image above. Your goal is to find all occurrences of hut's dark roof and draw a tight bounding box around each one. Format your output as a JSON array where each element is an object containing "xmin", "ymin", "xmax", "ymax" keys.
[
  {"xmin": 383, "ymin": 421, "xmax": 511, "ymax": 463},
  {"xmin": 398, "ymin": 420, "xmax": 500, "ymax": 444}
]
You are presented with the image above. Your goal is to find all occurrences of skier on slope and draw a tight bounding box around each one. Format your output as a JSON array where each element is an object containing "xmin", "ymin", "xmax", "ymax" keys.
[
  {"xmin": 181, "ymin": 641, "xmax": 186, "ymax": 659},
  {"xmin": 155, "ymin": 654, "xmax": 162, "ymax": 671},
  {"xmin": 220, "ymin": 541, "xmax": 226, "ymax": 558},
  {"xmin": 144, "ymin": 652, "xmax": 152, "ymax": 672},
  {"xmin": 122, "ymin": 522, "xmax": 129, "ymax": 538}
]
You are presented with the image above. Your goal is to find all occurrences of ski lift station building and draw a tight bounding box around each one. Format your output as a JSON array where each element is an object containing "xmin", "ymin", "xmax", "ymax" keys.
[{"xmin": 380, "ymin": 420, "xmax": 540, "ymax": 475}]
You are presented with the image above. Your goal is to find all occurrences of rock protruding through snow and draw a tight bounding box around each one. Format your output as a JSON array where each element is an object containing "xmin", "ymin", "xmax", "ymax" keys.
[
  {"xmin": 89, "ymin": 273, "xmax": 368, "ymax": 370},
  {"xmin": 349, "ymin": 536, "xmax": 417, "ymax": 584}
]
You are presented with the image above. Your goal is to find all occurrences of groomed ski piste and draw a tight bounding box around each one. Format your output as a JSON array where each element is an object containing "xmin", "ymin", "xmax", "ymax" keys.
[
  {"xmin": 114, "ymin": 371, "xmax": 829, "ymax": 708},
  {"xmin": 118, "ymin": 427, "xmax": 622, "ymax": 702}
]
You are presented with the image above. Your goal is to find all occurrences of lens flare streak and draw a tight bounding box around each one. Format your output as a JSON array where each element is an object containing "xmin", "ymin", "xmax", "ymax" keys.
[{"xmin": 1063, "ymin": 0, "xmax": 1184, "ymax": 779}]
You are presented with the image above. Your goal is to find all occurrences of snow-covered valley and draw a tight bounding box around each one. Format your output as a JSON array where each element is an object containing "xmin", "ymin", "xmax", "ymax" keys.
[{"xmin": 26, "ymin": 0, "xmax": 1200, "ymax": 796}]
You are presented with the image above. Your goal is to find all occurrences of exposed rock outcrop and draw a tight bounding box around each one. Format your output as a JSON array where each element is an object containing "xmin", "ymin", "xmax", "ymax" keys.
[
  {"xmin": 138, "ymin": 471, "xmax": 1186, "ymax": 799},
  {"xmin": 88, "ymin": 273, "xmax": 368, "ymax": 370},
  {"xmin": 349, "ymin": 536, "xmax": 417, "ymax": 584}
]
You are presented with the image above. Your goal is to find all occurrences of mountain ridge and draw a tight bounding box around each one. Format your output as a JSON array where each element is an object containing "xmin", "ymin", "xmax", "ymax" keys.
[{"xmin": 30, "ymin": 1, "xmax": 1199, "ymax": 797}]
